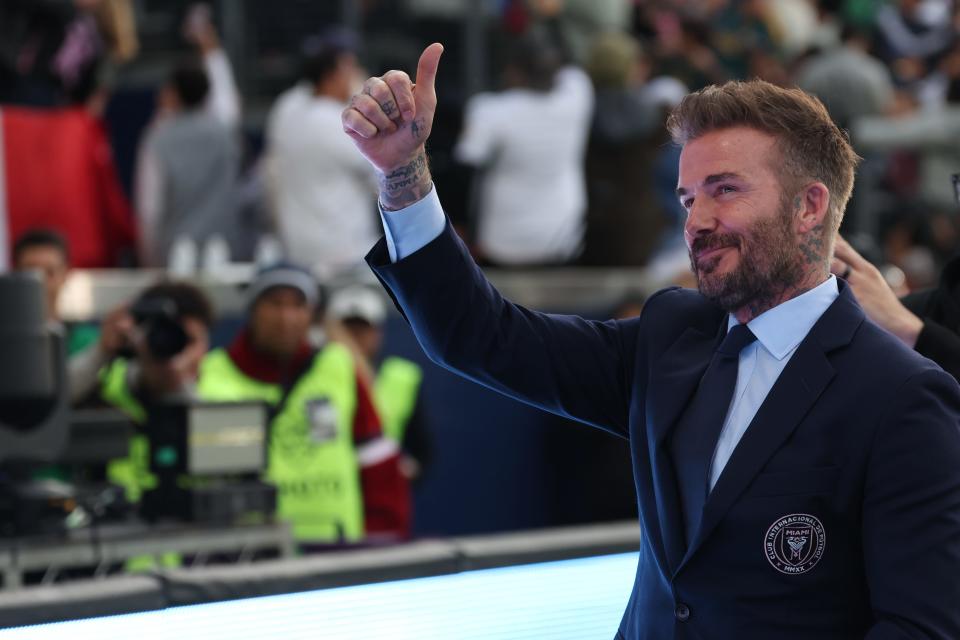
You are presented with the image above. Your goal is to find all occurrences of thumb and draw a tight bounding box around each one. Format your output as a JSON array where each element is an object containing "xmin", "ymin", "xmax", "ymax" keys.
[{"xmin": 414, "ymin": 43, "xmax": 444, "ymax": 97}]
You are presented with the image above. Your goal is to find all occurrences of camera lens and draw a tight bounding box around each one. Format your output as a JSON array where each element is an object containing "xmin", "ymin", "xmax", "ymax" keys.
[{"xmin": 145, "ymin": 316, "xmax": 189, "ymax": 360}]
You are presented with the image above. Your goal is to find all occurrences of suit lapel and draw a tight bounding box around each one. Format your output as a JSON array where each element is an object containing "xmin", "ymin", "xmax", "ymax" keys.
[
  {"xmin": 677, "ymin": 286, "xmax": 864, "ymax": 570},
  {"xmin": 645, "ymin": 324, "xmax": 721, "ymax": 571},
  {"xmin": 647, "ymin": 325, "xmax": 724, "ymax": 446}
]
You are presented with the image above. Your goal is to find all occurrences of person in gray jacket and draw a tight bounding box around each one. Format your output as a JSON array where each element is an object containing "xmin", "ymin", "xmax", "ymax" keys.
[{"xmin": 135, "ymin": 59, "xmax": 240, "ymax": 267}]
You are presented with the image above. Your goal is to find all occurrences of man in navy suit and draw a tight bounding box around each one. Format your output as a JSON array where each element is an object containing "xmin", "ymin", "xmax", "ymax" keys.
[{"xmin": 342, "ymin": 44, "xmax": 960, "ymax": 639}]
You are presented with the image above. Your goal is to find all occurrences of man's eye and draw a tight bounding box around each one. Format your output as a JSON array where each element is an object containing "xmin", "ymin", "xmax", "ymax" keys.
[
  {"xmin": 682, "ymin": 198, "xmax": 693, "ymax": 209},
  {"xmin": 718, "ymin": 185, "xmax": 737, "ymax": 194}
]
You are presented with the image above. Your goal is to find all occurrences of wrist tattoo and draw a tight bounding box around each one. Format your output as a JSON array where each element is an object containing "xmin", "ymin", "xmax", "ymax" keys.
[{"xmin": 379, "ymin": 152, "xmax": 431, "ymax": 210}]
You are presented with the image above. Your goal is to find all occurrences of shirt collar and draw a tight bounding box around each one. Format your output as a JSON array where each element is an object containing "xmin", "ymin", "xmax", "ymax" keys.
[{"xmin": 727, "ymin": 275, "xmax": 840, "ymax": 360}]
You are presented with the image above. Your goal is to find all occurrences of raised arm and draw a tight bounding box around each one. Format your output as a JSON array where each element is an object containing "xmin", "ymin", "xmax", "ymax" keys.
[
  {"xmin": 341, "ymin": 44, "xmax": 639, "ymax": 437},
  {"xmin": 341, "ymin": 43, "xmax": 443, "ymax": 211}
]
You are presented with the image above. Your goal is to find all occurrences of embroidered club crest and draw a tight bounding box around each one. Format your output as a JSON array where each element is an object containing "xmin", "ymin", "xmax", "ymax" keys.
[{"xmin": 764, "ymin": 513, "xmax": 825, "ymax": 575}]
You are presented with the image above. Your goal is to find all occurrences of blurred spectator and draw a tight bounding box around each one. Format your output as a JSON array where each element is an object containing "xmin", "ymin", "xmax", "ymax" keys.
[
  {"xmin": 455, "ymin": 32, "xmax": 593, "ymax": 266},
  {"xmin": 135, "ymin": 58, "xmax": 241, "ymax": 267},
  {"xmin": 643, "ymin": 11, "xmax": 729, "ymax": 91},
  {"xmin": 580, "ymin": 32, "xmax": 675, "ymax": 266},
  {"xmin": 198, "ymin": 264, "xmax": 410, "ymax": 543},
  {"xmin": 0, "ymin": 1, "xmax": 137, "ymax": 269},
  {"xmin": 96, "ymin": 282, "xmax": 214, "ymax": 503},
  {"xmin": 524, "ymin": 0, "xmax": 632, "ymax": 64},
  {"xmin": 9, "ymin": 229, "xmax": 181, "ymax": 411},
  {"xmin": 0, "ymin": 0, "xmax": 137, "ymax": 108},
  {"xmin": 832, "ymin": 235, "xmax": 960, "ymax": 383},
  {"xmin": 807, "ymin": 1, "xmax": 844, "ymax": 53},
  {"xmin": 763, "ymin": 0, "xmax": 821, "ymax": 58},
  {"xmin": 181, "ymin": 3, "xmax": 241, "ymax": 129},
  {"xmin": 853, "ymin": 75, "xmax": 960, "ymax": 212},
  {"xmin": 797, "ymin": 25, "xmax": 895, "ymax": 130},
  {"xmin": 264, "ymin": 29, "xmax": 378, "ymax": 278},
  {"xmin": 874, "ymin": 0, "xmax": 955, "ymax": 68},
  {"xmin": 328, "ymin": 285, "xmax": 433, "ymax": 485},
  {"xmin": 13, "ymin": 229, "xmax": 71, "ymax": 325},
  {"xmin": 11, "ymin": 227, "xmax": 107, "ymax": 376}
]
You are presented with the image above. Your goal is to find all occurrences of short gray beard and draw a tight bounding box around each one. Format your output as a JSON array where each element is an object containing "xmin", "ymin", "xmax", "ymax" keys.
[{"xmin": 690, "ymin": 203, "xmax": 803, "ymax": 315}]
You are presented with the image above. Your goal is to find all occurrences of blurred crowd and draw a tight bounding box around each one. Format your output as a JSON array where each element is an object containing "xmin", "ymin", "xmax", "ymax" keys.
[
  {"xmin": 1, "ymin": 0, "xmax": 960, "ymax": 549},
  {"xmin": 2, "ymin": 0, "xmax": 958, "ymax": 279}
]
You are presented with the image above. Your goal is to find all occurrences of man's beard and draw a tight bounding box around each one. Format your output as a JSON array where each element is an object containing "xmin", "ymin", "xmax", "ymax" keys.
[{"xmin": 688, "ymin": 201, "xmax": 803, "ymax": 314}]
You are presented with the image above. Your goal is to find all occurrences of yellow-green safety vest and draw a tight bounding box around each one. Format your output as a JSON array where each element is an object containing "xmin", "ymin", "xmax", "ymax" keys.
[
  {"xmin": 374, "ymin": 357, "xmax": 422, "ymax": 444},
  {"xmin": 99, "ymin": 358, "xmax": 179, "ymax": 571},
  {"xmin": 99, "ymin": 358, "xmax": 156, "ymax": 504},
  {"xmin": 197, "ymin": 342, "xmax": 363, "ymax": 543}
]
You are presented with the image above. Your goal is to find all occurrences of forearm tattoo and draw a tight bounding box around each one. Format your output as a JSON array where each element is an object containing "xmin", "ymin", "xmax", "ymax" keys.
[{"xmin": 379, "ymin": 151, "xmax": 431, "ymax": 210}]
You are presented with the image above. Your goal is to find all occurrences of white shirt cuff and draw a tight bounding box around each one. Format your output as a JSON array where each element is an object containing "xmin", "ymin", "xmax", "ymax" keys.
[{"xmin": 378, "ymin": 184, "xmax": 445, "ymax": 262}]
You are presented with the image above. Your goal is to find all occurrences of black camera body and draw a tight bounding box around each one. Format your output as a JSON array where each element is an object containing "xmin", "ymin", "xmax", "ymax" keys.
[{"xmin": 130, "ymin": 297, "xmax": 189, "ymax": 361}]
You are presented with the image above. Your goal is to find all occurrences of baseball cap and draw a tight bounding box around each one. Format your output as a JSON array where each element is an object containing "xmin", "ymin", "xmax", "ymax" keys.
[
  {"xmin": 247, "ymin": 262, "xmax": 320, "ymax": 309},
  {"xmin": 327, "ymin": 285, "xmax": 387, "ymax": 326}
]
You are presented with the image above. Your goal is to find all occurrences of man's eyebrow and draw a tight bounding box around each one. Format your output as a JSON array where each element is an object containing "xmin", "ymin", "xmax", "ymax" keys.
[{"xmin": 676, "ymin": 172, "xmax": 746, "ymax": 198}]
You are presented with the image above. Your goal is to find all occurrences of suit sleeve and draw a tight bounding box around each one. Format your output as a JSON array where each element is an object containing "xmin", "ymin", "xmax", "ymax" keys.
[
  {"xmin": 912, "ymin": 321, "xmax": 960, "ymax": 385},
  {"xmin": 863, "ymin": 368, "xmax": 960, "ymax": 639},
  {"xmin": 367, "ymin": 220, "xmax": 643, "ymax": 439}
]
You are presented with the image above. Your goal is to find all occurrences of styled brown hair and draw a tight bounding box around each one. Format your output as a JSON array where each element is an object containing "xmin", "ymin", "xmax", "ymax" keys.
[{"xmin": 666, "ymin": 80, "xmax": 861, "ymax": 239}]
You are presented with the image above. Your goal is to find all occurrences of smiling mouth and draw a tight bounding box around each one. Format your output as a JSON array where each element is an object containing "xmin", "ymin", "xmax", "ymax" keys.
[{"xmin": 696, "ymin": 245, "xmax": 735, "ymax": 264}]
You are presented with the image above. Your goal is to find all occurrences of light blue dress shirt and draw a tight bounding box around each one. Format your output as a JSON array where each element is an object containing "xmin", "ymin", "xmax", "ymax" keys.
[
  {"xmin": 708, "ymin": 276, "xmax": 839, "ymax": 489},
  {"xmin": 379, "ymin": 187, "xmax": 841, "ymax": 491},
  {"xmin": 379, "ymin": 185, "xmax": 446, "ymax": 262}
]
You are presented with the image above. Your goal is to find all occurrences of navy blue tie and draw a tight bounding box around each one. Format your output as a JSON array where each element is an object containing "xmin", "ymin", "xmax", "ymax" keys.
[{"xmin": 669, "ymin": 323, "xmax": 757, "ymax": 548}]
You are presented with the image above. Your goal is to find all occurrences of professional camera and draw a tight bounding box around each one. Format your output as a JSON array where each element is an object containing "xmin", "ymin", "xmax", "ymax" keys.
[{"xmin": 129, "ymin": 296, "xmax": 190, "ymax": 360}]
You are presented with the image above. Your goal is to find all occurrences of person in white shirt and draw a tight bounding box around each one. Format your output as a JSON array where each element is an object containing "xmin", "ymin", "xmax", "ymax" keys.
[
  {"xmin": 454, "ymin": 32, "xmax": 594, "ymax": 266},
  {"xmin": 264, "ymin": 30, "xmax": 378, "ymax": 277}
]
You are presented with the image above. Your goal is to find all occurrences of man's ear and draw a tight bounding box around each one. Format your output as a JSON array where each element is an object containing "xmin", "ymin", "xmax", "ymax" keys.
[{"xmin": 796, "ymin": 182, "xmax": 830, "ymax": 234}]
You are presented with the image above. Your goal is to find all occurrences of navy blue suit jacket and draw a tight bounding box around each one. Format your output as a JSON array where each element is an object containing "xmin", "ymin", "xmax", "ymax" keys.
[{"xmin": 367, "ymin": 222, "xmax": 960, "ymax": 639}]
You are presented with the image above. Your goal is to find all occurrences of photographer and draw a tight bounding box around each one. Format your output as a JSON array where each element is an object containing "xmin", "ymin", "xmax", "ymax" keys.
[{"xmin": 93, "ymin": 282, "xmax": 214, "ymax": 503}]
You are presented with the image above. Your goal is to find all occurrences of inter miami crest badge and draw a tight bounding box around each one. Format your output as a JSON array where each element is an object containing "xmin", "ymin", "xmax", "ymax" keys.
[{"xmin": 764, "ymin": 513, "xmax": 825, "ymax": 575}]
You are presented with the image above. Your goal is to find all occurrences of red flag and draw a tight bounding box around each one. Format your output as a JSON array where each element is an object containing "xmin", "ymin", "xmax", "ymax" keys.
[{"xmin": 0, "ymin": 106, "xmax": 137, "ymax": 268}]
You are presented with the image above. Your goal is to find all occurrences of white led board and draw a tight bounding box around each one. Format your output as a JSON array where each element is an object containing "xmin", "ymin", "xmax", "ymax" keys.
[{"xmin": 1, "ymin": 552, "xmax": 638, "ymax": 639}]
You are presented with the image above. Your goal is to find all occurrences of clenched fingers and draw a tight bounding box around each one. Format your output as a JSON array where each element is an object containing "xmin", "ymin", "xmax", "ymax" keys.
[
  {"xmin": 363, "ymin": 77, "xmax": 403, "ymax": 124},
  {"xmin": 349, "ymin": 91, "xmax": 397, "ymax": 134},
  {"xmin": 382, "ymin": 70, "xmax": 416, "ymax": 120},
  {"xmin": 341, "ymin": 106, "xmax": 378, "ymax": 139}
]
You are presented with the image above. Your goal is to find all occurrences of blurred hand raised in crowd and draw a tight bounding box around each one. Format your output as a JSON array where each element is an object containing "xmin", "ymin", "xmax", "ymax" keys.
[
  {"xmin": 831, "ymin": 236, "xmax": 923, "ymax": 348},
  {"xmin": 98, "ymin": 305, "xmax": 134, "ymax": 356},
  {"xmin": 342, "ymin": 43, "xmax": 443, "ymax": 210},
  {"xmin": 183, "ymin": 3, "xmax": 219, "ymax": 54}
]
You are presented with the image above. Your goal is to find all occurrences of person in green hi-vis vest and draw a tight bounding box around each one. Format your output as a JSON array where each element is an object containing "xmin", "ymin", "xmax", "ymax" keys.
[
  {"xmin": 328, "ymin": 285, "xmax": 432, "ymax": 484},
  {"xmin": 96, "ymin": 281, "xmax": 215, "ymax": 571},
  {"xmin": 197, "ymin": 264, "xmax": 411, "ymax": 545}
]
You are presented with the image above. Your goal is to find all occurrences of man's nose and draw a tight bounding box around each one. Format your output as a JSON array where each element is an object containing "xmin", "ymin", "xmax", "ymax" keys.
[{"xmin": 683, "ymin": 198, "xmax": 717, "ymax": 246}]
